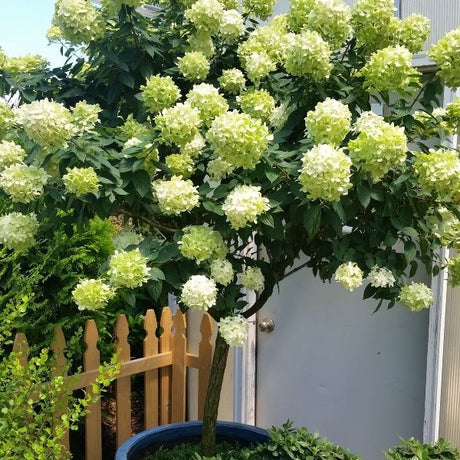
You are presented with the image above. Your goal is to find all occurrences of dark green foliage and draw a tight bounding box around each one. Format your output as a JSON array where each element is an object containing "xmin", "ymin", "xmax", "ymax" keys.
[{"xmin": 385, "ymin": 437, "xmax": 460, "ymax": 460}]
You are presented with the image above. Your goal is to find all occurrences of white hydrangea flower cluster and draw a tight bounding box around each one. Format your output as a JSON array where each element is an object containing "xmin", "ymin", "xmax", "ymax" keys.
[
  {"xmin": 63, "ymin": 167, "xmax": 100, "ymax": 197},
  {"xmin": 348, "ymin": 112, "xmax": 407, "ymax": 182},
  {"xmin": 14, "ymin": 99, "xmax": 73, "ymax": 148},
  {"xmin": 71, "ymin": 101, "xmax": 101, "ymax": 134},
  {"xmin": 120, "ymin": 115, "xmax": 153, "ymax": 139},
  {"xmin": 361, "ymin": 46, "xmax": 421, "ymax": 94},
  {"xmin": 141, "ymin": 75, "xmax": 181, "ymax": 114},
  {"xmin": 429, "ymin": 207, "xmax": 460, "ymax": 247},
  {"xmin": 287, "ymin": 0, "xmax": 314, "ymax": 31},
  {"xmin": 181, "ymin": 274, "xmax": 218, "ymax": 311},
  {"xmin": 186, "ymin": 83, "xmax": 229, "ymax": 126},
  {"xmin": 154, "ymin": 103, "xmax": 202, "ymax": 146},
  {"xmin": 351, "ymin": 0, "xmax": 395, "ymax": 53},
  {"xmin": 237, "ymin": 89, "xmax": 276, "ymax": 124},
  {"xmin": 185, "ymin": 0, "xmax": 224, "ymax": 34},
  {"xmin": 72, "ymin": 279, "xmax": 115, "ymax": 311},
  {"xmin": 270, "ymin": 102, "xmax": 295, "ymax": 133},
  {"xmin": 428, "ymin": 27, "xmax": 460, "ymax": 89},
  {"xmin": 447, "ymin": 257, "xmax": 460, "ymax": 287},
  {"xmin": 367, "ymin": 266, "xmax": 396, "ymax": 288},
  {"xmin": 52, "ymin": 0, "xmax": 104, "ymax": 44},
  {"xmin": 210, "ymin": 259, "xmax": 234, "ymax": 285},
  {"xmin": 152, "ymin": 175, "xmax": 199, "ymax": 215},
  {"xmin": 445, "ymin": 97, "xmax": 460, "ymax": 134},
  {"xmin": 181, "ymin": 134, "xmax": 206, "ymax": 158},
  {"xmin": 305, "ymin": 98, "xmax": 351, "ymax": 145},
  {"xmin": 281, "ymin": 31, "xmax": 333, "ymax": 80},
  {"xmin": 303, "ymin": 0, "xmax": 352, "ymax": 49},
  {"xmin": 220, "ymin": 10, "xmax": 245, "ymax": 41},
  {"xmin": 240, "ymin": 266, "xmax": 265, "ymax": 291},
  {"xmin": 0, "ymin": 212, "xmax": 39, "ymax": 252},
  {"xmin": 179, "ymin": 225, "xmax": 228, "ymax": 263},
  {"xmin": 165, "ymin": 153, "xmax": 195, "ymax": 178},
  {"xmin": 244, "ymin": 52, "xmax": 277, "ymax": 83},
  {"xmin": 242, "ymin": 0, "xmax": 276, "ymax": 20},
  {"xmin": 207, "ymin": 158, "xmax": 233, "ymax": 181},
  {"xmin": 107, "ymin": 249, "xmax": 150, "ymax": 288},
  {"xmin": 414, "ymin": 149, "xmax": 460, "ymax": 198},
  {"xmin": 397, "ymin": 14, "xmax": 430, "ymax": 54},
  {"xmin": 399, "ymin": 283, "xmax": 432, "ymax": 311},
  {"xmin": 222, "ymin": 184, "xmax": 270, "ymax": 229},
  {"xmin": 299, "ymin": 144, "xmax": 352, "ymax": 202},
  {"xmin": 177, "ymin": 51, "xmax": 210, "ymax": 82},
  {"xmin": 0, "ymin": 164, "xmax": 48, "ymax": 203},
  {"xmin": 0, "ymin": 141, "xmax": 26, "ymax": 170},
  {"xmin": 2, "ymin": 55, "xmax": 48, "ymax": 76},
  {"xmin": 0, "ymin": 103, "xmax": 14, "ymax": 138},
  {"xmin": 187, "ymin": 32, "xmax": 215, "ymax": 58},
  {"xmin": 334, "ymin": 262, "xmax": 363, "ymax": 291},
  {"xmin": 218, "ymin": 315, "xmax": 249, "ymax": 346},
  {"xmin": 220, "ymin": 0, "xmax": 238, "ymax": 8},
  {"xmin": 207, "ymin": 111, "xmax": 272, "ymax": 170}
]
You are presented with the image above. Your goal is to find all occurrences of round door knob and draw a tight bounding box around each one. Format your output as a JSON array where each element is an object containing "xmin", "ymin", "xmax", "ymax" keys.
[{"xmin": 258, "ymin": 318, "xmax": 275, "ymax": 333}]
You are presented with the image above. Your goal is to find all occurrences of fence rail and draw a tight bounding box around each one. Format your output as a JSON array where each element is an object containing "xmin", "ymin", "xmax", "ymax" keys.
[{"xmin": 12, "ymin": 308, "xmax": 214, "ymax": 460}]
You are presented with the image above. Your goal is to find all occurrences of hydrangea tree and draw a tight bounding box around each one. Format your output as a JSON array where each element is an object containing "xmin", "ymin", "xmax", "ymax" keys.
[{"xmin": 1, "ymin": 0, "xmax": 460, "ymax": 455}]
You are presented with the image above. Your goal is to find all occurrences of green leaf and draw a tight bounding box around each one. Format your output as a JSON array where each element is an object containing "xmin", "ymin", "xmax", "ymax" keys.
[
  {"xmin": 303, "ymin": 205, "xmax": 321, "ymax": 238},
  {"xmin": 265, "ymin": 170, "xmax": 279, "ymax": 183},
  {"xmin": 402, "ymin": 227, "xmax": 418, "ymax": 238},
  {"xmin": 132, "ymin": 170, "xmax": 151, "ymax": 198},
  {"xmin": 357, "ymin": 183, "xmax": 371, "ymax": 209},
  {"xmin": 259, "ymin": 213, "xmax": 274, "ymax": 228},
  {"xmin": 149, "ymin": 267, "xmax": 165, "ymax": 281},
  {"xmin": 156, "ymin": 244, "xmax": 180, "ymax": 263},
  {"xmin": 202, "ymin": 200, "xmax": 224, "ymax": 216},
  {"xmin": 119, "ymin": 72, "xmax": 135, "ymax": 88},
  {"xmin": 404, "ymin": 240, "xmax": 417, "ymax": 263}
]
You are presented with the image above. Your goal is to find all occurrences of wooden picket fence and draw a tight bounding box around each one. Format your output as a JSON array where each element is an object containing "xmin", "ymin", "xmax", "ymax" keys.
[{"xmin": 12, "ymin": 308, "xmax": 214, "ymax": 460}]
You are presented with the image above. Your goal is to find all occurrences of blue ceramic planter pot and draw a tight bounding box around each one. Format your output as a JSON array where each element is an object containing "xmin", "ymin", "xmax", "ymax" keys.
[{"xmin": 115, "ymin": 420, "xmax": 269, "ymax": 460}]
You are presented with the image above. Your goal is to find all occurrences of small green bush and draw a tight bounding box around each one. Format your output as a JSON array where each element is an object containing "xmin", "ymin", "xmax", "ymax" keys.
[{"xmin": 384, "ymin": 437, "xmax": 460, "ymax": 460}]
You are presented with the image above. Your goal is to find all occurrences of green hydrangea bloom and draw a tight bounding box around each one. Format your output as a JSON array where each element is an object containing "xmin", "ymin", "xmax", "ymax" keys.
[
  {"xmin": 238, "ymin": 89, "xmax": 276, "ymax": 124},
  {"xmin": 181, "ymin": 275, "xmax": 217, "ymax": 311},
  {"xmin": 0, "ymin": 102, "xmax": 14, "ymax": 139},
  {"xmin": 428, "ymin": 27, "xmax": 460, "ymax": 89},
  {"xmin": 108, "ymin": 249, "xmax": 150, "ymax": 289},
  {"xmin": 165, "ymin": 153, "xmax": 195, "ymax": 178},
  {"xmin": 299, "ymin": 144, "xmax": 352, "ymax": 202},
  {"xmin": 141, "ymin": 75, "xmax": 181, "ymax": 114},
  {"xmin": 154, "ymin": 103, "xmax": 202, "ymax": 146},
  {"xmin": 72, "ymin": 279, "xmax": 115, "ymax": 311},
  {"xmin": 71, "ymin": 101, "xmax": 101, "ymax": 134},
  {"xmin": 242, "ymin": 0, "xmax": 276, "ymax": 20},
  {"xmin": 2, "ymin": 54, "xmax": 48, "ymax": 75},
  {"xmin": 397, "ymin": 14, "xmax": 430, "ymax": 54},
  {"xmin": 218, "ymin": 69, "xmax": 246, "ymax": 95},
  {"xmin": 348, "ymin": 112, "xmax": 407, "ymax": 182},
  {"xmin": 181, "ymin": 134, "xmax": 206, "ymax": 159},
  {"xmin": 207, "ymin": 158, "xmax": 233, "ymax": 180},
  {"xmin": 0, "ymin": 164, "xmax": 48, "ymax": 203},
  {"xmin": 220, "ymin": 0, "xmax": 238, "ymax": 8},
  {"xmin": 306, "ymin": 0, "xmax": 352, "ymax": 49},
  {"xmin": 14, "ymin": 99, "xmax": 73, "ymax": 148},
  {"xmin": 427, "ymin": 207, "xmax": 460, "ymax": 247},
  {"xmin": 287, "ymin": 0, "xmax": 314, "ymax": 32},
  {"xmin": 240, "ymin": 266, "xmax": 265, "ymax": 291},
  {"xmin": 399, "ymin": 283, "xmax": 432, "ymax": 311},
  {"xmin": 186, "ymin": 83, "xmax": 229, "ymax": 126},
  {"xmin": 177, "ymin": 51, "xmax": 210, "ymax": 82},
  {"xmin": 63, "ymin": 167, "xmax": 100, "ymax": 196},
  {"xmin": 367, "ymin": 266, "xmax": 396, "ymax": 288},
  {"xmin": 119, "ymin": 115, "xmax": 153, "ymax": 139},
  {"xmin": 244, "ymin": 52, "xmax": 277, "ymax": 83},
  {"xmin": 210, "ymin": 259, "xmax": 234, "ymax": 286},
  {"xmin": 152, "ymin": 175, "xmax": 199, "ymax": 215},
  {"xmin": 222, "ymin": 184, "xmax": 270, "ymax": 229},
  {"xmin": 305, "ymin": 98, "xmax": 351, "ymax": 145},
  {"xmin": 207, "ymin": 110, "xmax": 272, "ymax": 170},
  {"xmin": 179, "ymin": 226, "xmax": 228, "ymax": 263},
  {"xmin": 220, "ymin": 10, "xmax": 245, "ymax": 41},
  {"xmin": 448, "ymin": 257, "xmax": 460, "ymax": 287},
  {"xmin": 414, "ymin": 148, "xmax": 460, "ymax": 198},
  {"xmin": 334, "ymin": 262, "xmax": 363, "ymax": 291},
  {"xmin": 185, "ymin": 0, "xmax": 224, "ymax": 34},
  {"xmin": 218, "ymin": 315, "xmax": 248, "ymax": 346},
  {"xmin": 282, "ymin": 31, "xmax": 332, "ymax": 80},
  {"xmin": 0, "ymin": 141, "xmax": 26, "ymax": 170},
  {"xmin": 52, "ymin": 0, "xmax": 104, "ymax": 44},
  {"xmin": 0, "ymin": 212, "xmax": 39, "ymax": 252},
  {"xmin": 187, "ymin": 32, "xmax": 215, "ymax": 58},
  {"xmin": 351, "ymin": 0, "xmax": 395, "ymax": 53},
  {"xmin": 361, "ymin": 45, "xmax": 421, "ymax": 94}
]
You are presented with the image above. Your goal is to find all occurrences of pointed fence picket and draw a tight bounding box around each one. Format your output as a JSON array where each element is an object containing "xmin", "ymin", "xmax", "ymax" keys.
[{"xmin": 12, "ymin": 307, "xmax": 215, "ymax": 460}]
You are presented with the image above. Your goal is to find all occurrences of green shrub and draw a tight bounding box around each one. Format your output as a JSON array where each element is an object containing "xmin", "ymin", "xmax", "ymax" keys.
[{"xmin": 384, "ymin": 437, "xmax": 460, "ymax": 460}]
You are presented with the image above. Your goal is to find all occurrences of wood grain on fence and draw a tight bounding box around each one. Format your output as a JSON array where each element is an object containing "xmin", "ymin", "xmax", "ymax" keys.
[{"xmin": 13, "ymin": 307, "xmax": 215, "ymax": 460}]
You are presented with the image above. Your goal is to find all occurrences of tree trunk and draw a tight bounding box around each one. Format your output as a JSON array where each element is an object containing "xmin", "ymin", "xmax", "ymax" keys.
[{"xmin": 201, "ymin": 331, "xmax": 230, "ymax": 457}]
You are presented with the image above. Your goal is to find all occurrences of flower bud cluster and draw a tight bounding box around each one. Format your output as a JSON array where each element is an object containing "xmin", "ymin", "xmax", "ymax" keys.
[
  {"xmin": 240, "ymin": 266, "xmax": 265, "ymax": 291},
  {"xmin": 367, "ymin": 266, "xmax": 396, "ymax": 288},
  {"xmin": 0, "ymin": 164, "xmax": 48, "ymax": 203},
  {"xmin": 165, "ymin": 153, "xmax": 195, "ymax": 178},
  {"xmin": 0, "ymin": 141, "xmax": 26, "ymax": 170},
  {"xmin": 179, "ymin": 225, "xmax": 228, "ymax": 263},
  {"xmin": 334, "ymin": 262, "xmax": 363, "ymax": 291},
  {"xmin": 72, "ymin": 279, "xmax": 115, "ymax": 311},
  {"xmin": 238, "ymin": 89, "xmax": 276, "ymax": 124},
  {"xmin": 0, "ymin": 212, "xmax": 39, "ymax": 252},
  {"xmin": 218, "ymin": 315, "xmax": 249, "ymax": 346},
  {"xmin": 210, "ymin": 259, "xmax": 234, "ymax": 285},
  {"xmin": 399, "ymin": 283, "xmax": 432, "ymax": 311},
  {"xmin": 299, "ymin": 144, "xmax": 352, "ymax": 202},
  {"xmin": 153, "ymin": 175, "xmax": 199, "ymax": 215},
  {"xmin": 348, "ymin": 112, "xmax": 407, "ymax": 182},
  {"xmin": 187, "ymin": 32, "xmax": 215, "ymax": 58},
  {"xmin": 186, "ymin": 84, "xmax": 229, "ymax": 126},
  {"xmin": 397, "ymin": 14, "xmax": 430, "ymax": 54},
  {"xmin": 71, "ymin": 101, "xmax": 101, "ymax": 134},
  {"xmin": 141, "ymin": 75, "xmax": 181, "ymax": 114},
  {"xmin": 305, "ymin": 98, "xmax": 351, "ymax": 145},
  {"xmin": 181, "ymin": 274, "xmax": 218, "ymax": 310},
  {"xmin": 63, "ymin": 167, "xmax": 100, "ymax": 197},
  {"xmin": 222, "ymin": 185, "xmax": 270, "ymax": 229},
  {"xmin": 177, "ymin": 52, "xmax": 210, "ymax": 82},
  {"xmin": 107, "ymin": 248, "xmax": 150, "ymax": 288},
  {"xmin": 207, "ymin": 111, "xmax": 272, "ymax": 170}
]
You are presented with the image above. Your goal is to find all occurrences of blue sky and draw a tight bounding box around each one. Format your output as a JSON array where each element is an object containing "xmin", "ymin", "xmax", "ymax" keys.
[{"xmin": 0, "ymin": 1, "xmax": 65, "ymax": 67}]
